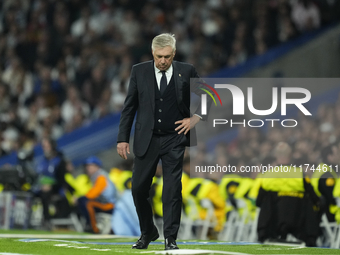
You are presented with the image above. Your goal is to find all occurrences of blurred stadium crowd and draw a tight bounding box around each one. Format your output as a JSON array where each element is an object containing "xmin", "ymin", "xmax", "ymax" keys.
[{"xmin": 1, "ymin": 0, "xmax": 340, "ymax": 156}]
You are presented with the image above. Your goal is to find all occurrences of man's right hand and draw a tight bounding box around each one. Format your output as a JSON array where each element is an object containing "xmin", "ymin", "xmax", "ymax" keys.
[{"xmin": 117, "ymin": 142, "xmax": 130, "ymax": 160}]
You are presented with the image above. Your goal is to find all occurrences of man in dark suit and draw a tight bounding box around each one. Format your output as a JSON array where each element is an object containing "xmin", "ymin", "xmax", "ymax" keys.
[{"xmin": 117, "ymin": 33, "xmax": 211, "ymax": 250}]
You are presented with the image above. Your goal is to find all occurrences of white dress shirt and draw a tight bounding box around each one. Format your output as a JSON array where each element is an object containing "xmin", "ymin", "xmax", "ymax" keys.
[{"xmin": 154, "ymin": 64, "xmax": 173, "ymax": 90}]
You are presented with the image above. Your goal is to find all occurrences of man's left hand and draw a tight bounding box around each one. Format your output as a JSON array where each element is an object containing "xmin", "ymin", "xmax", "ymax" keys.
[{"xmin": 175, "ymin": 115, "xmax": 200, "ymax": 135}]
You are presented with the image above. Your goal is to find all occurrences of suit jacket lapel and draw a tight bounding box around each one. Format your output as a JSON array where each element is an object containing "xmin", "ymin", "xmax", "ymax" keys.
[{"xmin": 145, "ymin": 61, "xmax": 155, "ymax": 112}]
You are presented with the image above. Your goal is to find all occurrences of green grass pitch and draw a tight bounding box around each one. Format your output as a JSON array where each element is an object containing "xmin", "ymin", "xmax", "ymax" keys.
[{"xmin": 0, "ymin": 230, "xmax": 340, "ymax": 255}]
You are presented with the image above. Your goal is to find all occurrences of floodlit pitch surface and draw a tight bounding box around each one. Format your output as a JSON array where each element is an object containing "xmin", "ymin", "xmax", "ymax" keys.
[{"xmin": 0, "ymin": 230, "xmax": 340, "ymax": 255}]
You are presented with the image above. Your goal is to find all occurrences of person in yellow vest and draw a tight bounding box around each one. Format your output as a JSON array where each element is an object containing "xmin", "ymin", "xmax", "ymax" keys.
[
  {"xmin": 184, "ymin": 182, "xmax": 225, "ymax": 236},
  {"xmin": 256, "ymin": 142, "xmax": 320, "ymax": 246},
  {"xmin": 150, "ymin": 164, "xmax": 163, "ymax": 218},
  {"xmin": 219, "ymin": 157, "xmax": 256, "ymax": 220},
  {"xmin": 248, "ymin": 156, "xmax": 276, "ymax": 205},
  {"xmin": 234, "ymin": 175, "xmax": 255, "ymax": 218},
  {"xmin": 181, "ymin": 157, "xmax": 190, "ymax": 195},
  {"xmin": 219, "ymin": 158, "xmax": 243, "ymax": 212},
  {"xmin": 64, "ymin": 170, "xmax": 92, "ymax": 202},
  {"xmin": 309, "ymin": 144, "xmax": 339, "ymax": 222},
  {"xmin": 182, "ymin": 156, "xmax": 202, "ymax": 220},
  {"xmin": 182, "ymin": 156, "xmax": 194, "ymax": 211},
  {"xmin": 108, "ymin": 159, "xmax": 133, "ymax": 193},
  {"xmin": 109, "ymin": 171, "xmax": 132, "ymax": 194},
  {"xmin": 182, "ymin": 157, "xmax": 225, "ymax": 238},
  {"xmin": 185, "ymin": 178, "xmax": 226, "ymax": 237},
  {"xmin": 109, "ymin": 168, "xmax": 132, "ymax": 192}
]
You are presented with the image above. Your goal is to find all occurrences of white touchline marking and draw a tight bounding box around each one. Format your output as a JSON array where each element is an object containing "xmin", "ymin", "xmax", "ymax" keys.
[
  {"xmin": 21, "ymin": 239, "xmax": 54, "ymax": 243},
  {"xmin": 0, "ymin": 234, "xmax": 137, "ymax": 239},
  {"xmin": 90, "ymin": 249, "xmax": 111, "ymax": 251},
  {"xmin": 141, "ymin": 249, "xmax": 252, "ymax": 255},
  {"xmin": 287, "ymin": 246, "xmax": 305, "ymax": 249},
  {"xmin": 22, "ymin": 239, "xmax": 81, "ymax": 244},
  {"xmin": 53, "ymin": 244, "xmax": 89, "ymax": 249},
  {"xmin": 0, "ymin": 253, "xmax": 36, "ymax": 255},
  {"xmin": 263, "ymin": 241, "xmax": 306, "ymax": 247}
]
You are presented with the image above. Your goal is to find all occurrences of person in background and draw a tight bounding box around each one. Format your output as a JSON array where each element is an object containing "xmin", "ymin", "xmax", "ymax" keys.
[
  {"xmin": 256, "ymin": 142, "xmax": 319, "ymax": 246},
  {"xmin": 311, "ymin": 144, "xmax": 339, "ymax": 222},
  {"xmin": 77, "ymin": 156, "xmax": 117, "ymax": 233},
  {"xmin": 150, "ymin": 163, "xmax": 163, "ymax": 220},
  {"xmin": 34, "ymin": 137, "xmax": 71, "ymax": 229},
  {"xmin": 108, "ymin": 159, "xmax": 133, "ymax": 194}
]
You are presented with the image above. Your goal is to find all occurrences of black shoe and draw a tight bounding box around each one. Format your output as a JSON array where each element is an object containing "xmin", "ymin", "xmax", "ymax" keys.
[
  {"xmin": 132, "ymin": 227, "xmax": 159, "ymax": 249},
  {"xmin": 165, "ymin": 236, "xmax": 179, "ymax": 250}
]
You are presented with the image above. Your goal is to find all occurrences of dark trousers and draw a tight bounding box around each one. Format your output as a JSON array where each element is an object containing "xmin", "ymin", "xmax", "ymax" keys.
[
  {"xmin": 132, "ymin": 133, "xmax": 186, "ymax": 239},
  {"xmin": 40, "ymin": 190, "xmax": 53, "ymax": 220},
  {"xmin": 257, "ymin": 191, "xmax": 319, "ymax": 246},
  {"xmin": 39, "ymin": 185, "xmax": 70, "ymax": 220},
  {"xmin": 78, "ymin": 196, "xmax": 114, "ymax": 233}
]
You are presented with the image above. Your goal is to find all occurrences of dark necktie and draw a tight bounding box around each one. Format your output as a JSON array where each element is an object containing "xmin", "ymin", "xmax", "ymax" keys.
[{"xmin": 160, "ymin": 71, "xmax": 167, "ymax": 95}]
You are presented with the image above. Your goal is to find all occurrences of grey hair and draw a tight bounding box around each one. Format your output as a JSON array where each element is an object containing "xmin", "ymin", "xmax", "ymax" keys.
[{"xmin": 152, "ymin": 33, "xmax": 176, "ymax": 52}]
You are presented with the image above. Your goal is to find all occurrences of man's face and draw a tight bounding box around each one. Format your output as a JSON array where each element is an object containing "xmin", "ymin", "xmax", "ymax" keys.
[
  {"xmin": 152, "ymin": 46, "xmax": 175, "ymax": 71},
  {"xmin": 42, "ymin": 139, "xmax": 53, "ymax": 158},
  {"xmin": 86, "ymin": 163, "xmax": 98, "ymax": 176}
]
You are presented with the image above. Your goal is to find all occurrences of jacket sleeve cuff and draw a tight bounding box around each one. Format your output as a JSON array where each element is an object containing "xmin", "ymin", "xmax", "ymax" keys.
[{"xmin": 194, "ymin": 114, "xmax": 202, "ymax": 119}]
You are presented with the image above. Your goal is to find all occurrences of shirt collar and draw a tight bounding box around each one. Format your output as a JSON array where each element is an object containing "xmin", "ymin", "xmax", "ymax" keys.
[{"xmin": 154, "ymin": 63, "xmax": 173, "ymax": 74}]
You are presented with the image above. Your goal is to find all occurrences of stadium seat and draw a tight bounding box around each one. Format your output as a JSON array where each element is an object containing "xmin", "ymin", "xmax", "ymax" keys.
[
  {"xmin": 319, "ymin": 214, "xmax": 338, "ymax": 248},
  {"xmin": 50, "ymin": 213, "xmax": 83, "ymax": 233}
]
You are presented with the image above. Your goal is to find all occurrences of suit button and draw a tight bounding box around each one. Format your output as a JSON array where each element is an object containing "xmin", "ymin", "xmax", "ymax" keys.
[
  {"xmin": 158, "ymin": 129, "xmax": 161, "ymax": 132},
  {"xmin": 159, "ymin": 109, "xmax": 162, "ymax": 112},
  {"xmin": 158, "ymin": 119, "xmax": 161, "ymax": 123},
  {"xmin": 160, "ymin": 98, "xmax": 163, "ymax": 101}
]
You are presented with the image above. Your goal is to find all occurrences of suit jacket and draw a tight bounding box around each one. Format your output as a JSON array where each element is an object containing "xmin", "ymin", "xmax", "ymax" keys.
[{"xmin": 117, "ymin": 60, "xmax": 211, "ymax": 157}]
